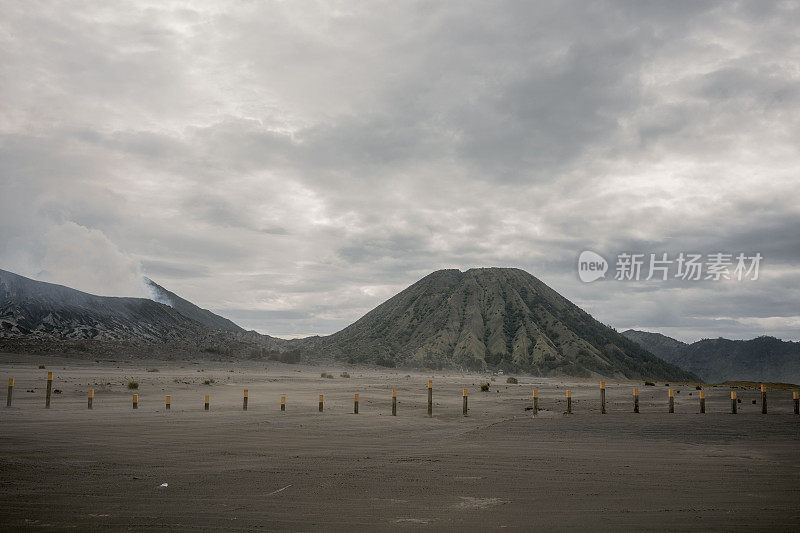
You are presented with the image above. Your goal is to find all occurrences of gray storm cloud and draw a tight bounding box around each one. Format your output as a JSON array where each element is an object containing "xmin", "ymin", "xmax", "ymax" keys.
[{"xmin": 1, "ymin": 1, "xmax": 798, "ymax": 341}]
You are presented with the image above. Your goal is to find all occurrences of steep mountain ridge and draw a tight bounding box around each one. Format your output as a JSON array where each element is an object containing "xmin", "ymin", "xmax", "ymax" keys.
[
  {"xmin": 144, "ymin": 277, "xmax": 244, "ymax": 333},
  {"xmin": 0, "ymin": 269, "xmax": 205, "ymax": 342}
]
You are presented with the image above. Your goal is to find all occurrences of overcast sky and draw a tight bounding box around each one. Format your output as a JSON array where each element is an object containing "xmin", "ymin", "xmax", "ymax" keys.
[{"xmin": 2, "ymin": 1, "xmax": 799, "ymax": 342}]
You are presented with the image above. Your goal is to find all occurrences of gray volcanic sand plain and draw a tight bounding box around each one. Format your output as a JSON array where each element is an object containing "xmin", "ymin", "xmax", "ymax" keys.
[{"xmin": 1, "ymin": 353, "xmax": 799, "ymax": 531}]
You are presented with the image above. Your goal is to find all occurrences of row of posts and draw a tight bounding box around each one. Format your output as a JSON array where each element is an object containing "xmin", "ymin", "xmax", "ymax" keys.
[{"xmin": 6, "ymin": 376, "xmax": 800, "ymax": 416}]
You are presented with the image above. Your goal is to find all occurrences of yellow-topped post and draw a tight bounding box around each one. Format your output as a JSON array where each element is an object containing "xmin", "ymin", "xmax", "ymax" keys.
[
  {"xmin": 731, "ymin": 391, "xmax": 737, "ymax": 414},
  {"xmin": 600, "ymin": 381, "xmax": 606, "ymax": 414},
  {"xmin": 761, "ymin": 384, "xmax": 767, "ymax": 414},
  {"xmin": 427, "ymin": 380, "xmax": 433, "ymax": 417},
  {"xmin": 793, "ymin": 391, "xmax": 799, "ymax": 415},
  {"xmin": 668, "ymin": 389, "xmax": 674, "ymax": 413},
  {"xmin": 281, "ymin": 395, "xmax": 286, "ymax": 412},
  {"xmin": 633, "ymin": 387, "xmax": 639, "ymax": 413},
  {"xmin": 319, "ymin": 394, "xmax": 324, "ymax": 412},
  {"xmin": 132, "ymin": 393, "xmax": 138, "ymax": 409},
  {"xmin": 392, "ymin": 389, "xmax": 397, "ymax": 416},
  {"xmin": 532, "ymin": 389, "xmax": 538, "ymax": 415},
  {"xmin": 462, "ymin": 388, "xmax": 468, "ymax": 417},
  {"xmin": 243, "ymin": 389, "xmax": 248, "ymax": 411},
  {"xmin": 566, "ymin": 389, "xmax": 572, "ymax": 414},
  {"xmin": 87, "ymin": 389, "xmax": 94, "ymax": 409},
  {"xmin": 699, "ymin": 390, "xmax": 706, "ymax": 413},
  {"xmin": 166, "ymin": 395, "xmax": 171, "ymax": 410},
  {"xmin": 204, "ymin": 395, "xmax": 210, "ymax": 411},
  {"xmin": 354, "ymin": 393, "xmax": 359, "ymax": 414},
  {"xmin": 46, "ymin": 371, "xmax": 53, "ymax": 408},
  {"xmin": 6, "ymin": 377, "xmax": 13, "ymax": 407}
]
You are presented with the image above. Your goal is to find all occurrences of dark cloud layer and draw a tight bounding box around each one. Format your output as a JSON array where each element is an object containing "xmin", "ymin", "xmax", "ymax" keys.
[{"xmin": 2, "ymin": 1, "xmax": 799, "ymax": 341}]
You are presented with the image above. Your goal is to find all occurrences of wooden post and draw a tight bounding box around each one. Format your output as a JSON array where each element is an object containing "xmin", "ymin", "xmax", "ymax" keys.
[
  {"xmin": 462, "ymin": 388, "xmax": 468, "ymax": 416},
  {"xmin": 699, "ymin": 390, "xmax": 705, "ymax": 414},
  {"xmin": 243, "ymin": 389, "xmax": 248, "ymax": 411},
  {"xmin": 633, "ymin": 387, "xmax": 639, "ymax": 413},
  {"xmin": 354, "ymin": 393, "xmax": 359, "ymax": 414},
  {"xmin": 319, "ymin": 394, "xmax": 324, "ymax": 412},
  {"xmin": 731, "ymin": 391, "xmax": 737, "ymax": 414},
  {"xmin": 204, "ymin": 395, "xmax": 210, "ymax": 411},
  {"xmin": 600, "ymin": 380, "xmax": 606, "ymax": 414},
  {"xmin": 281, "ymin": 395, "xmax": 286, "ymax": 411},
  {"xmin": 166, "ymin": 395, "xmax": 171, "ymax": 410},
  {"xmin": 46, "ymin": 372, "xmax": 53, "ymax": 408},
  {"xmin": 427, "ymin": 380, "xmax": 433, "ymax": 417},
  {"xmin": 392, "ymin": 389, "xmax": 397, "ymax": 416},
  {"xmin": 761, "ymin": 384, "xmax": 767, "ymax": 414},
  {"xmin": 668, "ymin": 389, "xmax": 674, "ymax": 413},
  {"xmin": 794, "ymin": 391, "xmax": 799, "ymax": 415},
  {"xmin": 132, "ymin": 393, "xmax": 138, "ymax": 409},
  {"xmin": 566, "ymin": 390, "xmax": 572, "ymax": 414},
  {"xmin": 87, "ymin": 389, "xmax": 94, "ymax": 409},
  {"xmin": 6, "ymin": 377, "xmax": 13, "ymax": 407},
  {"xmin": 532, "ymin": 389, "xmax": 538, "ymax": 415}
]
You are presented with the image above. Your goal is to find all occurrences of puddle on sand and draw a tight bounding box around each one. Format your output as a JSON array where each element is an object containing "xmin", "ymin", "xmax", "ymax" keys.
[
  {"xmin": 456, "ymin": 497, "xmax": 508, "ymax": 509},
  {"xmin": 394, "ymin": 518, "xmax": 431, "ymax": 524}
]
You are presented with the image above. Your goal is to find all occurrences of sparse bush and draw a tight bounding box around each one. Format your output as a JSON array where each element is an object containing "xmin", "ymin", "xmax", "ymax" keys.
[
  {"xmin": 173, "ymin": 378, "xmax": 180, "ymax": 383},
  {"xmin": 340, "ymin": 372, "xmax": 350, "ymax": 378},
  {"xmin": 506, "ymin": 377, "xmax": 518, "ymax": 384},
  {"xmin": 696, "ymin": 385, "xmax": 702, "ymax": 390},
  {"xmin": 321, "ymin": 372, "xmax": 329, "ymax": 378},
  {"xmin": 490, "ymin": 377, "xmax": 496, "ymax": 382},
  {"xmin": 127, "ymin": 381, "xmax": 139, "ymax": 390},
  {"xmin": 147, "ymin": 368, "xmax": 159, "ymax": 373},
  {"xmin": 752, "ymin": 399, "xmax": 756, "ymax": 404},
  {"xmin": 326, "ymin": 374, "xmax": 334, "ymax": 379},
  {"xmin": 644, "ymin": 381, "xmax": 655, "ymax": 386},
  {"xmin": 480, "ymin": 383, "xmax": 490, "ymax": 392},
  {"xmin": 203, "ymin": 378, "xmax": 215, "ymax": 385},
  {"xmin": 38, "ymin": 364, "xmax": 45, "ymax": 369},
  {"xmin": 664, "ymin": 383, "xmax": 670, "ymax": 386}
]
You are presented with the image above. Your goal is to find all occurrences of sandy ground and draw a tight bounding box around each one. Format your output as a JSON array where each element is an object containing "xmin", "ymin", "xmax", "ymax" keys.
[{"xmin": 1, "ymin": 353, "xmax": 799, "ymax": 532}]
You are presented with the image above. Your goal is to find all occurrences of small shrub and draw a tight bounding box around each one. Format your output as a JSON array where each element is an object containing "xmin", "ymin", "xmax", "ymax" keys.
[
  {"xmin": 490, "ymin": 377, "xmax": 496, "ymax": 382},
  {"xmin": 506, "ymin": 377, "xmax": 518, "ymax": 384},
  {"xmin": 147, "ymin": 368, "xmax": 159, "ymax": 373},
  {"xmin": 203, "ymin": 378, "xmax": 215, "ymax": 385},
  {"xmin": 326, "ymin": 374, "xmax": 334, "ymax": 379},
  {"xmin": 127, "ymin": 381, "xmax": 139, "ymax": 390},
  {"xmin": 644, "ymin": 381, "xmax": 655, "ymax": 386},
  {"xmin": 480, "ymin": 383, "xmax": 490, "ymax": 392},
  {"xmin": 321, "ymin": 372, "xmax": 330, "ymax": 378},
  {"xmin": 38, "ymin": 364, "xmax": 46, "ymax": 369},
  {"xmin": 752, "ymin": 399, "xmax": 756, "ymax": 404},
  {"xmin": 173, "ymin": 378, "xmax": 180, "ymax": 383},
  {"xmin": 664, "ymin": 383, "xmax": 670, "ymax": 386},
  {"xmin": 340, "ymin": 372, "xmax": 350, "ymax": 378},
  {"xmin": 696, "ymin": 385, "xmax": 702, "ymax": 390}
]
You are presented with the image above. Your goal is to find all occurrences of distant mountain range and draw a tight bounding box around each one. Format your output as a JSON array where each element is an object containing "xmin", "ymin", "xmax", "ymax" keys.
[
  {"xmin": 622, "ymin": 329, "xmax": 800, "ymax": 384},
  {"xmin": 1, "ymin": 267, "xmax": 696, "ymax": 380}
]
